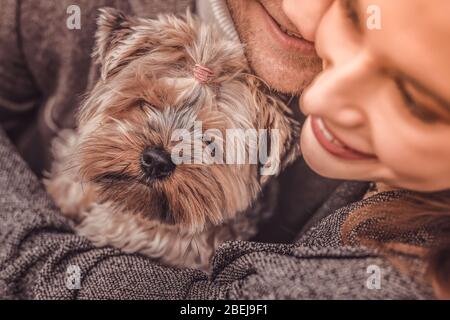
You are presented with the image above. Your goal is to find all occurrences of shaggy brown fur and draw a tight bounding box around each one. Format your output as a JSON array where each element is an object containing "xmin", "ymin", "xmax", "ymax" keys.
[{"xmin": 45, "ymin": 8, "xmax": 300, "ymax": 270}]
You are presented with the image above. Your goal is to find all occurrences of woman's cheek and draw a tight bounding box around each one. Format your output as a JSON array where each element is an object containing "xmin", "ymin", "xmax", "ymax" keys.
[{"xmin": 371, "ymin": 120, "xmax": 450, "ymax": 190}]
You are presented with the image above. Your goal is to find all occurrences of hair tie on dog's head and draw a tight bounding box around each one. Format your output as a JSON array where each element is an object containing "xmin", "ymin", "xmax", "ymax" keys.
[{"xmin": 193, "ymin": 64, "xmax": 214, "ymax": 84}]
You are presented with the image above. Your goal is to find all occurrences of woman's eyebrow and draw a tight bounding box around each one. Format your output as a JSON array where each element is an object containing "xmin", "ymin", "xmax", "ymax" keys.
[{"xmin": 340, "ymin": 0, "xmax": 364, "ymax": 33}]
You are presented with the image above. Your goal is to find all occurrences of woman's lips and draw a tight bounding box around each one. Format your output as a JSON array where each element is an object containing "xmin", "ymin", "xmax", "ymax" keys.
[
  {"xmin": 260, "ymin": 4, "xmax": 316, "ymax": 56},
  {"xmin": 311, "ymin": 116, "xmax": 377, "ymax": 161}
]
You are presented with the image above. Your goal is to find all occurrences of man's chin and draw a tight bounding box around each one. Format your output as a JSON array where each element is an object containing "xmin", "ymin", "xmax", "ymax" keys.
[
  {"xmin": 249, "ymin": 57, "xmax": 321, "ymax": 95},
  {"xmin": 226, "ymin": 0, "xmax": 322, "ymax": 95},
  {"xmin": 258, "ymin": 71, "xmax": 313, "ymax": 95}
]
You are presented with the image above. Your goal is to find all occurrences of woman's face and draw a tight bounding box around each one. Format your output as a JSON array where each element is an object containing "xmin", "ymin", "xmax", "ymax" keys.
[{"xmin": 284, "ymin": 0, "xmax": 450, "ymax": 192}]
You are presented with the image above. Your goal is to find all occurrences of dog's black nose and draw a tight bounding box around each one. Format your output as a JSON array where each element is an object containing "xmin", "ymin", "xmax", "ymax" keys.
[{"xmin": 141, "ymin": 147, "xmax": 175, "ymax": 180}]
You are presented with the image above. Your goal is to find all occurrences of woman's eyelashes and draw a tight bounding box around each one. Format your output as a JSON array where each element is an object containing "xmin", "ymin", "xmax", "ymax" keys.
[
  {"xmin": 395, "ymin": 79, "xmax": 440, "ymax": 124},
  {"xmin": 339, "ymin": 0, "xmax": 363, "ymax": 34}
]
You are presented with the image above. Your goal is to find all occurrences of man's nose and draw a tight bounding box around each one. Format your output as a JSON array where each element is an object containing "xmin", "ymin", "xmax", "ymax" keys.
[{"xmin": 282, "ymin": 0, "xmax": 333, "ymax": 42}]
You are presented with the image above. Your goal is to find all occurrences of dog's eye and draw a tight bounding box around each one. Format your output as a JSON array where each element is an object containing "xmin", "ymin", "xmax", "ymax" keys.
[
  {"xmin": 138, "ymin": 99, "xmax": 152, "ymax": 110},
  {"xmin": 137, "ymin": 99, "xmax": 146, "ymax": 109}
]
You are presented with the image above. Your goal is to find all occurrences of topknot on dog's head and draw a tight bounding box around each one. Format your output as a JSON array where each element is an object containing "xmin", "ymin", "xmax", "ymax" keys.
[{"xmin": 93, "ymin": 7, "xmax": 248, "ymax": 87}]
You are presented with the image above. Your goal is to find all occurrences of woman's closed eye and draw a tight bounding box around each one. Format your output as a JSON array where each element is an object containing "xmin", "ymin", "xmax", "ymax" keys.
[
  {"xmin": 340, "ymin": 0, "xmax": 362, "ymax": 32},
  {"xmin": 395, "ymin": 79, "xmax": 441, "ymax": 123},
  {"xmin": 395, "ymin": 78, "xmax": 450, "ymax": 124}
]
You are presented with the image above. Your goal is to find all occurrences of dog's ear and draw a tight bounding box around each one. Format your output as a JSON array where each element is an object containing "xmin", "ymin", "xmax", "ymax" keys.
[{"xmin": 93, "ymin": 8, "xmax": 139, "ymax": 79}]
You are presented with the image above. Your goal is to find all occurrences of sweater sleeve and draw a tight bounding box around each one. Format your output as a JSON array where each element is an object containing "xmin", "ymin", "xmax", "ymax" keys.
[
  {"xmin": 0, "ymin": 0, "xmax": 40, "ymax": 134},
  {"xmin": 0, "ymin": 127, "xmax": 220, "ymax": 299}
]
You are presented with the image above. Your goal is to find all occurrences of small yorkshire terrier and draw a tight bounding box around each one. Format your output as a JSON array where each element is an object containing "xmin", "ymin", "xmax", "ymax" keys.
[{"xmin": 45, "ymin": 8, "xmax": 300, "ymax": 270}]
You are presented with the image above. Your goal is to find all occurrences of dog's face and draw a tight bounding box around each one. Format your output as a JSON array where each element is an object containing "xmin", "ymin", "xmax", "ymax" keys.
[{"xmin": 74, "ymin": 9, "xmax": 281, "ymax": 233}]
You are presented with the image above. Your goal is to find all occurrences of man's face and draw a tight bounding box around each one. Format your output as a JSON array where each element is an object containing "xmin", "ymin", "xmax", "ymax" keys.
[{"xmin": 227, "ymin": 0, "xmax": 322, "ymax": 94}]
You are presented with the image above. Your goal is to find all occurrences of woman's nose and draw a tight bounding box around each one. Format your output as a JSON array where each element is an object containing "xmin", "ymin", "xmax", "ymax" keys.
[
  {"xmin": 300, "ymin": 56, "xmax": 370, "ymax": 128},
  {"xmin": 282, "ymin": 0, "xmax": 333, "ymax": 42}
]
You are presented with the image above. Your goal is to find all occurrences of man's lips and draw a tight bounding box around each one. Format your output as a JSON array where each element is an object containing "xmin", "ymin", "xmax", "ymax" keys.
[
  {"xmin": 311, "ymin": 116, "xmax": 377, "ymax": 161},
  {"xmin": 259, "ymin": 3, "xmax": 316, "ymax": 56}
]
